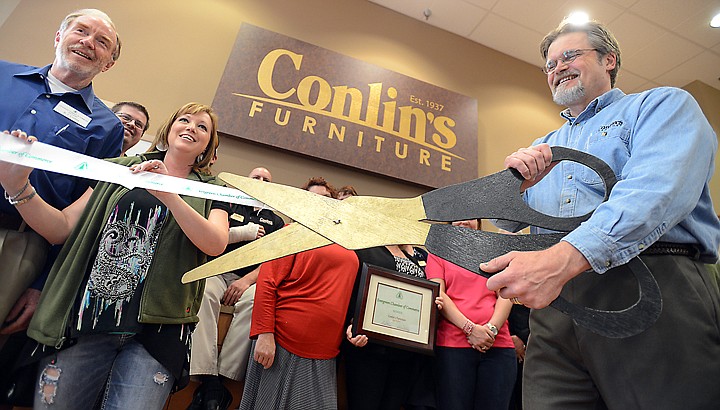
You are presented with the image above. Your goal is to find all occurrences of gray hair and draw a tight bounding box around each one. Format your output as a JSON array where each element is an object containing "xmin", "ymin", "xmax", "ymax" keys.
[{"xmin": 540, "ymin": 20, "xmax": 621, "ymax": 87}]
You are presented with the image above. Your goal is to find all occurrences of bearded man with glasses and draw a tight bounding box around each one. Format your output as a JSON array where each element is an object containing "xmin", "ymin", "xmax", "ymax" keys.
[{"xmin": 482, "ymin": 19, "xmax": 720, "ymax": 409}]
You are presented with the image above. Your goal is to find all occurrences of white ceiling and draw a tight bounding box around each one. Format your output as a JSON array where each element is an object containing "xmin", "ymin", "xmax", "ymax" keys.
[{"xmin": 369, "ymin": 0, "xmax": 720, "ymax": 93}]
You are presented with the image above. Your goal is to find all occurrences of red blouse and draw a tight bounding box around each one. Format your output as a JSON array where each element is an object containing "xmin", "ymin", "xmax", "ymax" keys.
[{"xmin": 251, "ymin": 244, "xmax": 359, "ymax": 359}]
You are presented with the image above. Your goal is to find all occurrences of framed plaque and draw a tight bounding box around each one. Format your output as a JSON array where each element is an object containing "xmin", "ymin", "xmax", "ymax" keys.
[{"xmin": 352, "ymin": 263, "xmax": 440, "ymax": 355}]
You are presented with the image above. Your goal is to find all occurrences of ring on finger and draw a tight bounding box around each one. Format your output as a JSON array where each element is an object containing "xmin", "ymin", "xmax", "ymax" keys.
[{"xmin": 510, "ymin": 297, "xmax": 523, "ymax": 305}]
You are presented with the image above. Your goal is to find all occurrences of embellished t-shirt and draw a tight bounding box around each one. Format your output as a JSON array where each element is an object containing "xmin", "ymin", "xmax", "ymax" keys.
[{"xmin": 72, "ymin": 188, "xmax": 167, "ymax": 335}]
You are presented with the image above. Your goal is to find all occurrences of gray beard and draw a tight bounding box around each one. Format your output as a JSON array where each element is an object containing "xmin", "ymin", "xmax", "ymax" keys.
[
  {"xmin": 55, "ymin": 47, "xmax": 97, "ymax": 79},
  {"xmin": 553, "ymin": 81, "xmax": 586, "ymax": 107}
]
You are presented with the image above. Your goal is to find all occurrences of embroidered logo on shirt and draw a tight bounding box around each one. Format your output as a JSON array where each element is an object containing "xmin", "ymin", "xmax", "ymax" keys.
[{"xmin": 598, "ymin": 121, "xmax": 623, "ymax": 132}]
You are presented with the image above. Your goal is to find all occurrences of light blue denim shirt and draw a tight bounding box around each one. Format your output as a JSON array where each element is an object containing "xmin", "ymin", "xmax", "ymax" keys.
[{"xmin": 498, "ymin": 87, "xmax": 720, "ymax": 273}]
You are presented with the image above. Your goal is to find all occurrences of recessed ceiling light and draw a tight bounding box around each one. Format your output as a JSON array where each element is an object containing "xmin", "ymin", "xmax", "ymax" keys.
[
  {"xmin": 566, "ymin": 11, "xmax": 590, "ymax": 25},
  {"xmin": 711, "ymin": 12, "xmax": 720, "ymax": 28}
]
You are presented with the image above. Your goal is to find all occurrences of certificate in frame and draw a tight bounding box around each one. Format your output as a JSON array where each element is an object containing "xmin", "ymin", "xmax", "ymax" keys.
[{"xmin": 352, "ymin": 263, "xmax": 440, "ymax": 355}]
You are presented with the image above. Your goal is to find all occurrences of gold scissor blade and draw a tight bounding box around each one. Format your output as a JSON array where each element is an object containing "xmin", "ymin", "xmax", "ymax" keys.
[
  {"xmin": 182, "ymin": 223, "xmax": 331, "ymax": 283},
  {"xmin": 219, "ymin": 172, "xmax": 431, "ymax": 249},
  {"xmin": 220, "ymin": 172, "xmax": 348, "ymax": 240}
]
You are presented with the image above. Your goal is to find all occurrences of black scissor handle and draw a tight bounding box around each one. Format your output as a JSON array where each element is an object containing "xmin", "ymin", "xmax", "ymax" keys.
[
  {"xmin": 425, "ymin": 224, "xmax": 662, "ymax": 339},
  {"xmin": 422, "ymin": 147, "xmax": 662, "ymax": 338},
  {"xmin": 549, "ymin": 258, "xmax": 662, "ymax": 338},
  {"xmin": 425, "ymin": 225, "xmax": 565, "ymax": 275},
  {"xmin": 422, "ymin": 146, "xmax": 616, "ymax": 232}
]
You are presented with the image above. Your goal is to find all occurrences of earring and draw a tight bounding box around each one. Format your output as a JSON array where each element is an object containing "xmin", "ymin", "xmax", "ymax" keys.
[
  {"xmin": 156, "ymin": 141, "xmax": 168, "ymax": 151},
  {"xmin": 196, "ymin": 153, "xmax": 204, "ymax": 163}
]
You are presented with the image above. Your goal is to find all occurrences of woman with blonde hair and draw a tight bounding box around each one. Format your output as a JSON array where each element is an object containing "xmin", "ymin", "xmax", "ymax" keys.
[{"xmin": 0, "ymin": 103, "xmax": 230, "ymax": 409}]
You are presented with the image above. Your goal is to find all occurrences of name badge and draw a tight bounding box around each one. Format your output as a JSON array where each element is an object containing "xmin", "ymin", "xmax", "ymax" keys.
[{"xmin": 53, "ymin": 101, "xmax": 91, "ymax": 128}]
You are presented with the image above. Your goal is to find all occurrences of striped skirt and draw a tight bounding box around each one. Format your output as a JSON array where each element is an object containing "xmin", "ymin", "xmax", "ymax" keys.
[{"xmin": 239, "ymin": 341, "xmax": 338, "ymax": 410}]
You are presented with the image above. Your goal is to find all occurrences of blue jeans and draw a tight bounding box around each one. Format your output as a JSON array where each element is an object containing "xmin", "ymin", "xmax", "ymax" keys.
[
  {"xmin": 434, "ymin": 346, "xmax": 517, "ymax": 410},
  {"xmin": 34, "ymin": 333, "xmax": 174, "ymax": 410}
]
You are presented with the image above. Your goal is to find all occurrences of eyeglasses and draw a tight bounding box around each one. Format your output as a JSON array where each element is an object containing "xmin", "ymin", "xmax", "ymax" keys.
[
  {"xmin": 542, "ymin": 48, "xmax": 599, "ymax": 74},
  {"xmin": 116, "ymin": 112, "xmax": 146, "ymax": 131}
]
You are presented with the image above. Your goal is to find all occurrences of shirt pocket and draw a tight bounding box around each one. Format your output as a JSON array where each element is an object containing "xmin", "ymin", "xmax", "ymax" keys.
[
  {"xmin": 43, "ymin": 127, "xmax": 90, "ymax": 153},
  {"xmin": 579, "ymin": 125, "xmax": 630, "ymax": 186}
]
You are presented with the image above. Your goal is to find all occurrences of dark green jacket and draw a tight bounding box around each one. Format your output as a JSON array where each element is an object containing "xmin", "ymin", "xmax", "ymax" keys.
[{"xmin": 27, "ymin": 152, "xmax": 222, "ymax": 348}]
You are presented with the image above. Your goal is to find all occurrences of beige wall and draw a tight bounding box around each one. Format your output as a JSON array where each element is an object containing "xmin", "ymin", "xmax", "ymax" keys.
[
  {"xmin": 0, "ymin": 0, "xmax": 562, "ymax": 199},
  {"xmin": 1, "ymin": 0, "xmax": 719, "ymax": 209}
]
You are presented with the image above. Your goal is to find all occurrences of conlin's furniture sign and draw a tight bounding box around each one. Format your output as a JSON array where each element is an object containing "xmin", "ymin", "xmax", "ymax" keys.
[{"xmin": 213, "ymin": 24, "xmax": 478, "ymax": 188}]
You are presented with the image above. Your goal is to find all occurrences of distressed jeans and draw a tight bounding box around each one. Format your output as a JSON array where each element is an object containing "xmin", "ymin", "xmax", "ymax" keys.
[{"xmin": 35, "ymin": 333, "xmax": 174, "ymax": 410}]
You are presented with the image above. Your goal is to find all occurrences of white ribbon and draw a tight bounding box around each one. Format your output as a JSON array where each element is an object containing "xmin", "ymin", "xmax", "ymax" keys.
[{"xmin": 0, "ymin": 131, "xmax": 266, "ymax": 208}]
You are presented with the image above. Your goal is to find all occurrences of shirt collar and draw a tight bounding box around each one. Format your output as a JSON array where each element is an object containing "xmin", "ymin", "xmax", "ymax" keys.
[
  {"xmin": 14, "ymin": 64, "xmax": 97, "ymax": 112},
  {"xmin": 560, "ymin": 88, "xmax": 626, "ymax": 123}
]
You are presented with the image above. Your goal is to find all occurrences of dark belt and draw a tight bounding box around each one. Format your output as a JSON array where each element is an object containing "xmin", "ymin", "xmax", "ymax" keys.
[
  {"xmin": 0, "ymin": 212, "xmax": 29, "ymax": 232},
  {"xmin": 642, "ymin": 241, "xmax": 700, "ymax": 259}
]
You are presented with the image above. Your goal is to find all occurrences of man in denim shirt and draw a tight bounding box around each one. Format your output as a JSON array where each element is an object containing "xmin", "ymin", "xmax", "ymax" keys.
[{"xmin": 483, "ymin": 20, "xmax": 720, "ymax": 409}]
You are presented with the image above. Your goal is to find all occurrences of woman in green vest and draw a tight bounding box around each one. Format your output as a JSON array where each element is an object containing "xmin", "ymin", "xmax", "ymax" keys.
[{"xmin": 0, "ymin": 102, "xmax": 230, "ymax": 409}]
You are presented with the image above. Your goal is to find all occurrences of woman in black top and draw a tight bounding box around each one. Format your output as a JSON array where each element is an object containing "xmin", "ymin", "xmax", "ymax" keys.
[{"xmin": 343, "ymin": 245, "xmax": 436, "ymax": 410}]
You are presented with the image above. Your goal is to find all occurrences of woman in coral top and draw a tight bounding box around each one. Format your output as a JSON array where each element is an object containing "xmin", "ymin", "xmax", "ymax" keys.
[
  {"xmin": 239, "ymin": 177, "xmax": 359, "ymax": 410},
  {"xmin": 425, "ymin": 219, "xmax": 516, "ymax": 410}
]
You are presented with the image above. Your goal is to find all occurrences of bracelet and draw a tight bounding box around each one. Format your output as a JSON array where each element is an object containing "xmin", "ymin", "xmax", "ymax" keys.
[
  {"xmin": 9, "ymin": 187, "xmax": 36, "ymax": 206},
  {"xmin": 462, "ymin": 320, "xmax": 475, "ymax": 336},
  {"xmin": 4, "ymin": 180, "xmax": 30, "ymax": 202},
  {"xmin": 485, "ymin": 322, "xmax": 499, "ymax": 336}
]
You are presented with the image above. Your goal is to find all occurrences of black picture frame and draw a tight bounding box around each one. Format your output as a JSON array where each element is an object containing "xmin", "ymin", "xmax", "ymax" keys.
[{"xmin": 352, "ymin": 263, "xmax": 440, "ymax": 355}]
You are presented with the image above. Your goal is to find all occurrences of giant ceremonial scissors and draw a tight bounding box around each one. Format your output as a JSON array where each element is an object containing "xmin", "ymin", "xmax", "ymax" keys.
[{"xmin": 182, "ymin": 147, "xmax": 661, "ymax": 339}]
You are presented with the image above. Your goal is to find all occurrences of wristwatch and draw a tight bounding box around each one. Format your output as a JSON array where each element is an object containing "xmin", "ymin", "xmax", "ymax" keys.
[{"xmin": 484, "ymin": 323, "xmax": 498, "ymax": 336}]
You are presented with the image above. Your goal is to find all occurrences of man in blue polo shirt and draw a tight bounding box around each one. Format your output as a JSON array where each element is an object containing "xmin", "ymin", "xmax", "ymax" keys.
[{"xmin": 0, "ymin": 8, "xmax": 123, "ymax": 338}]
